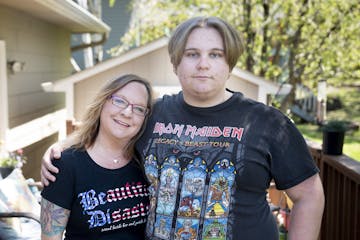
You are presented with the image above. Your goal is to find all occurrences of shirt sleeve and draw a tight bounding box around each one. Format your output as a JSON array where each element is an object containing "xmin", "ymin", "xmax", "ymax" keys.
[
  {"xmin": 269, "ymin": 115, "xmax": 319, "ymax": 190},
  {"xmin": 41, "ymin": 150, "xmax": 76, "ymax": 210}
]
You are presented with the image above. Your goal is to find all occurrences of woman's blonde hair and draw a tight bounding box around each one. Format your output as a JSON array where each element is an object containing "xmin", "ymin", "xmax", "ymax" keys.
[
  {"xmin": 71, "ymin": 74, "xmax": 153, "ymax": 159},
  {"xmin": 168, "ymin": 16, "xmax": 244, "ymax": 71}
]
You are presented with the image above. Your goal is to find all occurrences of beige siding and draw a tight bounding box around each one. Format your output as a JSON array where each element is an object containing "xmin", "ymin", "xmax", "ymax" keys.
[
  {"xmin": 226, "ymin": 76, "xmax": 258, "ymax": 100},
  {"xmin": 22, "ymin": 133, "xmax": 59, "ymax": 181},
  {"xmin": 0, "ymin": 5, "xmax": 70, "ymax": 127},
  {"xmin": 74, "ymin": 47, "xmax": 178, "ymax": 120},
  {"xmin": 0, "ymin": 40, "xmax": 7, "ymax": 144}
]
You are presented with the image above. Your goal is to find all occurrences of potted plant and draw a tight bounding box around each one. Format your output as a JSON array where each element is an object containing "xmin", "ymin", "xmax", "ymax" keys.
[
  {"xmin": 321, "ymin": 120, "xmax": 350, "ymax": 155},
  {"xmin": 0, "ymin": 146, "xmax": 27, "ymax": 179}
]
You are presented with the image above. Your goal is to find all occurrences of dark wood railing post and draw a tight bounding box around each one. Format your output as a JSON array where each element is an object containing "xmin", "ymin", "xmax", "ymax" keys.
[
  {"xmin": 66, "ymin": 119, "xmax": 81, "ymax": 136},
  {"xmin": 307, "ymin": 141, "xmax": 360, "ymax": 240}
]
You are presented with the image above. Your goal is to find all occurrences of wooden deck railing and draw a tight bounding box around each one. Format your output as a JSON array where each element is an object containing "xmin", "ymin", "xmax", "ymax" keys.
[
  {"xmin": 66, "ymin": 119, "xmax": 359, "ymax": 239},
  {"xmin": 308, "ymin": 141, "xmax": 360, "ymax": 240}
]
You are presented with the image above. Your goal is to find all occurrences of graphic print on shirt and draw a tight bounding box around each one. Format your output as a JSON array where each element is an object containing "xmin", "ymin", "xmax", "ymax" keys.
[
  {"xmin": 143, "ymin": 122, "xmax": 243, "ymax": 239},
  {"xmin": 154, "ymin": 155, "xmax": 181, "ymax": 238},
  {"xmin": 174, "ymin": 157, "xmax": 207, "ymax": 239},
  {"xmin": 175, "ymin": 218, "xmax": 198, "ymax": 240},
  {"xmin": 202, "ymin": 158, "xmax": 236, "ymax": 240},
  {"xmin": 144, "ymin": 154, "xmax": 159, "ymax": 236},
  {"xmin": 77, "ymin": 181, "xmax": 149, "ymax": 231}
]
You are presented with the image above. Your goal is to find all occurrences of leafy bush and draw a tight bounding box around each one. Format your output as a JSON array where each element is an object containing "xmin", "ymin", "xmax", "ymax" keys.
[
  {"xmin": 321, "ymin": 120, "xmax": 350, "ymax": 132},
  {"xmin": 0, "ymin": 149, "xmax": 27, "ymax": 168}
]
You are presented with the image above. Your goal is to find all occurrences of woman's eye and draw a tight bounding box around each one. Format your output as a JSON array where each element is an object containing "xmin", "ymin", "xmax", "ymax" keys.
[
  {"xmin": 134, "ymin": 106, "xmax": 145, "ymax": 113},
  {"xmin": 116, "ymin": 98, "xmax": 127, "ymax": 105}
]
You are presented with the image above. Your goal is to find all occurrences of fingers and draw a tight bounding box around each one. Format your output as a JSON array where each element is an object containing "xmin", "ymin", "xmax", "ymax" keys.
[
  {"xmin": 43, "ymin": 145, "xmax": 60, "ymax": 173},
  {"xmin": 41, "ymin": 164, "xmax": 56, "ymax": 186},
  {"xmin": 40, "ymin": 143, "xmax": 62, "ymax": 186},
  {"xmin": 51, "ymin": 143, "xmax": 63, "ymax": 159},
  {"xmin": 44, "ymin": 155, "xmax": 59, "ymax": 174}
]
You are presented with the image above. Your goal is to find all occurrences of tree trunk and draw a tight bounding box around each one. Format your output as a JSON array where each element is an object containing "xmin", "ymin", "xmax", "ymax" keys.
[{"xmin": 280, "ymin": 0, "xmax": 309, "ymax": 112}]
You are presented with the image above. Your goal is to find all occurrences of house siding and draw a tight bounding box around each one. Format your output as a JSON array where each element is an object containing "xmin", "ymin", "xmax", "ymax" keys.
[
  {"xmin": 0, "ymin": 5, "xmax": 70, "ymax": 128},
  {"xmin": 72, "ymin": 0, "xmax": 132, "ymax": 69},
  {"xmin": 101, "ymin": 0, "xmax": 132, "ymax": 60},
  {"xmin": 22, "ymin": 133, "xmax": 59, "ymax": 181},
  {"xmin": 227, "ymin": 76, "xmax": 259, "ymax": 100},
  {"xmin": 74, "ymin": 46, "xmax": 179, "ymax": 120}
]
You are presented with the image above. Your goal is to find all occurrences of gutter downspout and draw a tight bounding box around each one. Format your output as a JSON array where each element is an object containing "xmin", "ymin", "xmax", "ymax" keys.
[
  {"xmin": 0, "ymin": 41, "xmax": 9, "ymax": 152},
  {"xmin": 70, "ymin": 32, "xmax": 109, "ymax": 52}
]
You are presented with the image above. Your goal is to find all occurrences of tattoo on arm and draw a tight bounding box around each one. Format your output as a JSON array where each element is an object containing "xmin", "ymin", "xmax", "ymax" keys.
[{"xmin": 41, "ymin": 198, "xmax": 70, "ymax": 239}]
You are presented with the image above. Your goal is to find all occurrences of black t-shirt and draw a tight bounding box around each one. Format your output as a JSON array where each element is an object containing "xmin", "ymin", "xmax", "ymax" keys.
[
  {"xmin": 41, "ymin": 148, "xmax": 149, "ymax": 240},
  {"xmin": 137, "ymin": 91, "xmax": 319, "ymax": 240}
]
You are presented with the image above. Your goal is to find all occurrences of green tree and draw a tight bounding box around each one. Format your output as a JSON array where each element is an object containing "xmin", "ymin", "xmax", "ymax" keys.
[{"xmin": 109, "ymin": 0, "xmax": 360, "ymax": 111}]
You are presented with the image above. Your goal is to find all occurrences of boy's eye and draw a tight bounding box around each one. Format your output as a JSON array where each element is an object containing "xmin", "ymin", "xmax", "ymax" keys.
[
  {"xmin": 210, "ymin": 52, "xmax": 223, "ymax": 58},
  {"xmin": 185, "ymin": 51, "xmax": 199, "ymax": 58}
]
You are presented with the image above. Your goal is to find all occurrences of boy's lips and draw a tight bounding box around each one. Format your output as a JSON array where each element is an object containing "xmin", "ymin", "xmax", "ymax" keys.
[{"xmin": 193, "ymin": 75, "xmax": 213, "ymax": 79}]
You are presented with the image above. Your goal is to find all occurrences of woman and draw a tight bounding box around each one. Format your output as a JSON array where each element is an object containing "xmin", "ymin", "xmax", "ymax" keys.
[{"xmin": 40, "ymin": 74, "xmax": 152, "ymax": 240}]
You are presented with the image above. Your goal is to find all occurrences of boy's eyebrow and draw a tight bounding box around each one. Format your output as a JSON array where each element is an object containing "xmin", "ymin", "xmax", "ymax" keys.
[{"xmin": 184, "ymin": 48, "xmax": 224, "ymax": 51}]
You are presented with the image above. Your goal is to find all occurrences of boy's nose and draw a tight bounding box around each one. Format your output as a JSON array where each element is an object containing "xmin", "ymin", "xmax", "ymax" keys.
[{"xmin": 197, "ymin": 56, "xmax": 210, "ymax": 69}]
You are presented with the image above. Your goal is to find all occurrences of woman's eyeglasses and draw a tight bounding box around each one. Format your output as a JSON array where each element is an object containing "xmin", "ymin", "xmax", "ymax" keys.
[{"xmin": 109, "ymin": 95, "xmax": 148, "ymax": 116}]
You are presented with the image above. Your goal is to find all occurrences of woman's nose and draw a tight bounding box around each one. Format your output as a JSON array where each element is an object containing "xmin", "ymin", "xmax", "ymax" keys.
[{"xmin": 121, "ymin": 104, "xmax": 133, "ymax": 116}]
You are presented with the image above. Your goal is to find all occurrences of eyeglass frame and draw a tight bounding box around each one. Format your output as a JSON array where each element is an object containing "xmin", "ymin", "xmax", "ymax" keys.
[{"xmin": 109, "ymin": 95, "xmax": 149, "ymax": 116}]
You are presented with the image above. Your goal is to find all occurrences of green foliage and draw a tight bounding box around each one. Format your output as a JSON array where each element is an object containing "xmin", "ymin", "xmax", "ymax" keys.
[
  {"xmin": 0, "ymin": 156, "xmax": 18, "ymax": 168},
  {"xmin": 108, "ymin": 0, "xmax": 360, "ymax": 160},
  {"xmin": 321, "ymin": 120, "xmax": 350, "ymax": 132},
  {"xmin": 327, "ymin": 87, "xmax": 360, "ymax": 121},
  {"xmin": 297, "ymin": 86, "xmax": 359, "ymax": 161},
  {"xmin": 297, "ymin": 123, "xmax": 360, "ymax": 161},
  {"xmin": 110, "ymin": 0, "xmax": 360, "ymax": 99},
  {"xmin": 108, "ymin": 0, "xmax": 116, "ymax": 8},
  {"xmin": 0, "ymin": 149, "xmax": 27, "ymax": 168}
]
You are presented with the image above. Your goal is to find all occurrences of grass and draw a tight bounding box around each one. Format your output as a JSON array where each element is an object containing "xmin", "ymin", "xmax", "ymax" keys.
[
  {"xmin": 296, "ymin": 123, "xmax": 360, "ymax": 161},
  {"xmin": 295, "ymin": 87, "xmax": 360, "ymax": 161}
]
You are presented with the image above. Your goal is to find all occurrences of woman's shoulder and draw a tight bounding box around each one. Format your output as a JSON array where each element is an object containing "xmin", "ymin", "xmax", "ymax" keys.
[
  {"xmin": 62, "ymin": 147, "xmax": 86, "ymax": 156},
  {"xmin": 56, "ymin": 147, "xmax": 88, "ymax": 168}
]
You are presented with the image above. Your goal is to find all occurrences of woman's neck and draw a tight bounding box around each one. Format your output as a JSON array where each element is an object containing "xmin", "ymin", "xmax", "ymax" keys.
[{"xmin": 87, "ymin": 136, "xmax": 130, "ymax": 169}]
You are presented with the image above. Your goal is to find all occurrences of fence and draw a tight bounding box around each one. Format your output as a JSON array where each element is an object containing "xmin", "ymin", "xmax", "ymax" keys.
[{"xmin": 308, "ymin": 141, "xmax": 360, "ymax": 240}]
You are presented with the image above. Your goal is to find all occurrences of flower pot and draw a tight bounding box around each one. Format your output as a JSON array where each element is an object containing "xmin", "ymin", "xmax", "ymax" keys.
[
  {"xmin": 322, "ymin": 131, "xmax": 345, "ymax": 155},
  {"xmin": 0, "ymin": 166, "xmax": 14, "ymax": 179}
]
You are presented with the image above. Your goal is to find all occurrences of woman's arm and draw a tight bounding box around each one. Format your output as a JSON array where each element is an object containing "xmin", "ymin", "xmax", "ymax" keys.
[{"xmin": 40, "ymin": 198, "xmax": 70, "ymax": 240}]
